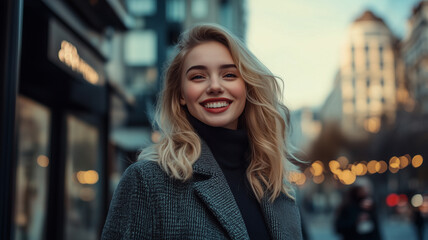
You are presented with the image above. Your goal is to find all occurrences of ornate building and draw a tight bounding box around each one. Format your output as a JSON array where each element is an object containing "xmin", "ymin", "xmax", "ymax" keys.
[{"xmin": 338, "ymin": 11, "xmax": 400, "ymax": 138}]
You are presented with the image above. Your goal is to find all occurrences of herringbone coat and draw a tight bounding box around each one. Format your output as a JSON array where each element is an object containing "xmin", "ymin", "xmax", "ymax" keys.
[{"xmin": 101, "ymin": 142, "xmax": 303, "ymax": 240}]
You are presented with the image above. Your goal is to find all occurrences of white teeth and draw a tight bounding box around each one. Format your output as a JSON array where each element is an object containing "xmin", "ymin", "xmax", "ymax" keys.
[{"xmin": 204, "ymin": 101, "xmax": 229, "ymax": 108}]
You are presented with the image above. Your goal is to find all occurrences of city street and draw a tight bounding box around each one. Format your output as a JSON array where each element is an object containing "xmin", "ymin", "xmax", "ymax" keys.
[{"xmin": 307, "ymin": 213, "xmax": 428, "ymax": 240}]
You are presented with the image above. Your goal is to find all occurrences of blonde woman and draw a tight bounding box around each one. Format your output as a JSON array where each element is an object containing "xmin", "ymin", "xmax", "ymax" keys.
[{"xmin": 102, "ymin": 24, "xmax": 303, "ymax": 240}]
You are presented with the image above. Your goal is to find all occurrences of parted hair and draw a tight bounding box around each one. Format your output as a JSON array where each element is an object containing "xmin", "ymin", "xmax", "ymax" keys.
[{"xmin": 139, "ymin": 23, "xmax": 296, "ymax": 202}]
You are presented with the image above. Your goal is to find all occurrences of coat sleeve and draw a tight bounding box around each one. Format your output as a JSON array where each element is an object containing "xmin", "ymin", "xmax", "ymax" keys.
[{"xmin": 101, "ymin": 162, "xmax": 153, "ymax": 240}]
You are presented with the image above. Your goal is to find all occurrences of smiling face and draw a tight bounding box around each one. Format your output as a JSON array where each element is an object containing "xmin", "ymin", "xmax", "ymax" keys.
[{"xmin": 180, "ymin": 41, "xmax": 246, "ymax": 130}]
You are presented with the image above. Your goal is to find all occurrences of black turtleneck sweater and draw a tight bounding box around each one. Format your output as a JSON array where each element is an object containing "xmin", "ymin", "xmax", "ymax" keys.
[{"xmin": 189, "ymin": 116, "xmax": 271, "ymax": 240}]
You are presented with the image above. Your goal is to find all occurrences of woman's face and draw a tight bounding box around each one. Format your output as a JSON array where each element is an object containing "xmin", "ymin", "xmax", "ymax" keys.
[{"xmin": 180, "ymin": 41, "xmax": 246, "ymax": 130}]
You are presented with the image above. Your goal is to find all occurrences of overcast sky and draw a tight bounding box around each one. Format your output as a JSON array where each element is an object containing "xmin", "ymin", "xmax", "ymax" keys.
[{"xmin": 247, "ymin": 0, "xmax": 422, "ymax": 110}]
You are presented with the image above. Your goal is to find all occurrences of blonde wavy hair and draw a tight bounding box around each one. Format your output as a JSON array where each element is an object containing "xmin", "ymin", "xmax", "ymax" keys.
[{"xmin": 139, "ymin": 23, "xmax": 296, "ymax": 202}]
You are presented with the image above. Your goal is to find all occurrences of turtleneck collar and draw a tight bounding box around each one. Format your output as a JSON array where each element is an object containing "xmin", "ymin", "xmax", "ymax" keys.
[{"xmin": 188, "ymin": 114, "xmax": 250, "ymax": 170}]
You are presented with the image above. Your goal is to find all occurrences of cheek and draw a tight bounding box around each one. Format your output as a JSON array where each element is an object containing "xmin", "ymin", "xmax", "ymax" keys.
[
  {"xmin": 230, "ymin": 81, "xmax": 247, "ymax": 101},
  {"xmin": 181, "ymin": 82, "xmax": 202, "ymax": 104}
]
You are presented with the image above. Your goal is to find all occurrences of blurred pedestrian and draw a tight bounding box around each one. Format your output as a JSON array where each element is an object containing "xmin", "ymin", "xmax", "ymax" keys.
[
  {"xmin": 334, "ymin": 185, "xmax": 382, "ymax": 240},
  {"xmin": 411, "ymin": 206, "xmax": 424, "ymax": 240},
  {"xmin": 102, "ymin": 24, "xmax": 303, "ymax": 239}
]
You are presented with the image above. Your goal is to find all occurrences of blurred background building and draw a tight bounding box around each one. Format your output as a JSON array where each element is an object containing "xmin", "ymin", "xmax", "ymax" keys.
[{"xmin": 290, "ymin": 2, "xmax": 428, "ymax": 239}]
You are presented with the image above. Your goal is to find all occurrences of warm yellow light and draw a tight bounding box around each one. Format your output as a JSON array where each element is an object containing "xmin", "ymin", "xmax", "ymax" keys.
[
  {"xmin": 351, "ymin": 163, "xmax": 365, "ymax": 176},
  {"xmin": 412, "ymin": 155, "xmax": 423, "ymax": 168},
  {"xmin": 340, "ymin": 170, "xmax": 356, "ymax": 185},
  {"xmin": 377, "ymin": 161, "xmax": 388, "ymax": 173},
  {"xmin": 364, "ymin": 117, "xmax": 380, "ymax": 133},
  {"xmin": 37, "ymin": 155, "xmax": 49, "ymax": 167},
  {"xmin": 288, "ymin": 172, "xmax": 306, "ymax": 186},
  {"xmin": 367, "ymin": 160, "xmax": 378, "ymax": 174},
  {"xmin": 310, "ymin": 161, "xmax": 324, "ymax": 177},
  {"xmin": 58, "ymin": 40, "xmax": 99, "ymax": 84},
  {"xmin": 329, "ymin": 160, "xmax": 340, "ymax": 172},
  {"xmin": 389, "ymin": 165, "xmax": 399, "ymax": 173},
  {"xmin": 360, "ymin": 163, "xmax": 368, "ymax": 175},
  {"xmin": 84, "ymin": 170, "xmax": 99, "ymax": 184},
  {"xmin": 389, "ymin": 156, "xmax": 400, "ymax": 169},
  {"xmin": 399, "ymin": 156, "xmax": 409, "ymax": 169},
  {"xmin": 411, "ymin": 194, "xmax": 423, "ymax": 208},
  {"xmin": 76, "ymin": 170, "xmax": 99, "ymax": 184}
]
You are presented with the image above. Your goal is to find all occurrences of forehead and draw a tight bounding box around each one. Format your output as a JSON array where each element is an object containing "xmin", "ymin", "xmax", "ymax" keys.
[{"xmin": 183, "ymin": 41, "xmax": 234, "ymax": 71}]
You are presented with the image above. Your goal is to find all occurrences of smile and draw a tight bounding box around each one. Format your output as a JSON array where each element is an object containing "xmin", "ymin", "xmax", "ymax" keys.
[
  {"xmin": 200, "ymin": 98, "xmax": 232, "ymax": 113},
  {"xmin": 204, "ymin": 101, "xmax": 229, "ymax": 108}
]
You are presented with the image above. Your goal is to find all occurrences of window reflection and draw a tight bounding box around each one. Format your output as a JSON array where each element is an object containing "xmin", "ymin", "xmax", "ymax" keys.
[
  {"xmin": 65, "ymin": 115, "xmax": 101, "ymax": 240},
  {"xmin": 14, "ymin": 96, "xmax": 50, "ymax": 240}
]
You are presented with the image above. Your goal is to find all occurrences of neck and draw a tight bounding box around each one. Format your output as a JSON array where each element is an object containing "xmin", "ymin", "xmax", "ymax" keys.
[{"xmin": 188, "ymin": 114, "xmax": 250, "ymax": 169}]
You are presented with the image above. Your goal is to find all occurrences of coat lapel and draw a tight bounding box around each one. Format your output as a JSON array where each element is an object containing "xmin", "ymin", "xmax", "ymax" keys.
[
  {"xmin": 192, "ymin": 141, "xmax": 249, "ymax": 240},
  {"xmin": 261, "ymin": 193, "xmax": 303, "ymax": 240}
]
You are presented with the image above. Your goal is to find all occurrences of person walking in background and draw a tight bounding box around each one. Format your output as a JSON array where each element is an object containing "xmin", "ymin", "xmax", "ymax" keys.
[
  {"xmin": 101, "ymin": 24, "xmax": 303, "ymax": 239},
  {"xmin": 334, "ymin": 185, "xmax": 382, "ymax": 240},
  {"xmin": 411, "ymin": 204, "xmax": 425, "ymax": 240}
]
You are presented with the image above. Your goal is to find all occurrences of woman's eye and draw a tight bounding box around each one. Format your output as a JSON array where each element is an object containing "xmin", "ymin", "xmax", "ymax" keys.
[
  {"xmin": 191, "ymin": 75, "xmax": 204, "ymax": 80},
  {"xmin": 224, "ymin": 73, "xmax": 237, "ymax": 78}
]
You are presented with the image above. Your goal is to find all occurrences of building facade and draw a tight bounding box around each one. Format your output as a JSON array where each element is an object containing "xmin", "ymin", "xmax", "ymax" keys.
[
  {"xmin": 338, "ymin": 11, "xmax": 400, "ymax": 138},
  {"xmin": 402, "ymin": 1, "xmax": 428, "ymax": 113}
]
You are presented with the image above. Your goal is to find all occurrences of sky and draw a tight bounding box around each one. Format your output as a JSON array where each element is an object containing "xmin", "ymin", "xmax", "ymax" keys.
[{"xmin": 247, "ymin": 0, "xmax": 422, "ymax": 110}]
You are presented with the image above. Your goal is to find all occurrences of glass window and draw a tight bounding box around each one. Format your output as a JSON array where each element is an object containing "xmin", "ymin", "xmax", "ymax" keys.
[
  {"xmin": 64, "ymin": 115, "xmax": 101, "ymax": 240},
  {"xmin": 167, "ymin": 0, "xmax": 185, "ymax": 22},
  {"xmin": 191, "ymin": 0, "xmax": 209, "ymax": 19},
  {"xmin": 126, "ymin": 0, "xmax": 156, "ymax": 17},
  {"xmin": 351, "ymin": 45, "xmax": 355, "ymax": 71},
  {"xmin": 379, "ymin": 46, "xmax": 384, "ymax": 70},
  {"xmin": 124, "ymin": 30, "xmax": 157, "ymax": 66},
  {"xmin": 14, "ymin": 96, "xmax": 50, "ymax": 240}
]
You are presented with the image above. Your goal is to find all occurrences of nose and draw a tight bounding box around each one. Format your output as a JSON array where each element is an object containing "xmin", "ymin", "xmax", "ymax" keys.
[{"xmin": 206, "ymin": 76, "xmax": 224, "ymax": 94}]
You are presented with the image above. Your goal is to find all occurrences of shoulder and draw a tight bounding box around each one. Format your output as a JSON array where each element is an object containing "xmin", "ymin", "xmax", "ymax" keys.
[{"xmin": 122, "ymin": 160, "xmax": 166, "ymax": 183}]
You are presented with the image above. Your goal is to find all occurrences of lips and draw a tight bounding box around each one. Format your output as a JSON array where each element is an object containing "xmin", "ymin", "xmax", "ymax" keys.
[{"xmin": 200, "ymin": 98, "xmax": 232, "ymax": 113}]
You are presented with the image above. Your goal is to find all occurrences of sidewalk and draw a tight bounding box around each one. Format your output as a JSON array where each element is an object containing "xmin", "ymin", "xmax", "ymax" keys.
[{"xmin": 305, "ymin": 213, "xmax": 427, "ymax": 240}]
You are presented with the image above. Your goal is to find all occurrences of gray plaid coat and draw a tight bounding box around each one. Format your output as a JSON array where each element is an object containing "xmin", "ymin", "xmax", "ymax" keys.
[{"xmin": 101, "ymin": 142, "xmax": 303, "ymax": 240}]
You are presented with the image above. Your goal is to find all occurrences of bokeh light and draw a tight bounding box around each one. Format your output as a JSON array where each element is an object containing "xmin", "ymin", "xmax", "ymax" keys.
[
  {"xmin": 386, "ymin": 193, "xmax": 399, "ymax": 207},
  {"xmin": 36, "ymin": 155, "xmax": 49, "ymax": 168},
  {"xmin": 412, "ymin": 155, "xmax": 423, "ymax": 168},
  {"xmin": 411, "ymin": 194, "xmax": 423, "ymax": 208}
]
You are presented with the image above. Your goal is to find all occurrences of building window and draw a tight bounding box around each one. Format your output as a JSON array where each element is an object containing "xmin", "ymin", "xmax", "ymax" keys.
[
  {"xmin": 366, "ymin": 77, "xmax": 370, "ymax": 87},
  {"xmin": 126, "ymin": 0, "xmax": 157, "ymax": 17},
  {"xmin": 351, "ymin": 45, "xmax": 355, "ymax": 71},
  {"xmin": 365, "ymin": 44, "xmax": 370, "ymax": 70},
  {"xmin": 14, "ymin": 96, "xmax": 50, "ymax": 240},
  {"xmin": 379, "ymin": 46, "xmax": 384, "ymax": 70},
  {"xmin": 380, "ymin": 77, "xmax": 384, "ymax": 86},
  {"xmin": 167, "ymin": 0, "xmax": 185, "ymax": 22},
  {"xmin": 65, "ymin": 115, "xmax": 101, "ymax": 240},
  {"xmin": 191, "ymin": 0, "xmax": 209, "ymax": 19}
]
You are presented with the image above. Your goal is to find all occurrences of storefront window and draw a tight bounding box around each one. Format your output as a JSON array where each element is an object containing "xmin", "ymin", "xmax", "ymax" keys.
[
  {"xmin": 64, "ymin": 115, "xmax": 101, "ymax": 240},
  {"xmin": 14, "ymin": 96, "xmax": 50, "ymax": 240}
]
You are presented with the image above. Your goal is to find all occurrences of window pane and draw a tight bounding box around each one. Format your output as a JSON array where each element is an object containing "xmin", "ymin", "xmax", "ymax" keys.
[
  {"xmin": 14, "ymin": 96, "xmax": 50, "ymax": 240},
  {"xmin": 65, "ymin": 115, "xmax": 101, "ymax": 240}
]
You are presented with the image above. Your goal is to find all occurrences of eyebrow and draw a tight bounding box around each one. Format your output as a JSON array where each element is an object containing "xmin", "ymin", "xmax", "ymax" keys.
[{"xmin": 185, "ymin": 64, "xmax": 237, "ymax": 74}]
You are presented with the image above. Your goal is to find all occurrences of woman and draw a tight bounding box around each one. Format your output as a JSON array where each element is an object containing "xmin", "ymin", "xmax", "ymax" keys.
[{"xmin": 102, "ymin": 24, "xmax": 303, "ymax": 240}]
